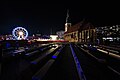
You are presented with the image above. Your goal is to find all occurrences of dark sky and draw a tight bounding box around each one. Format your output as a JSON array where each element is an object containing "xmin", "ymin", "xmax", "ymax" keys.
[{"xmin": 0, "ymin": 1, "xmax": 120, "ymax": 35}]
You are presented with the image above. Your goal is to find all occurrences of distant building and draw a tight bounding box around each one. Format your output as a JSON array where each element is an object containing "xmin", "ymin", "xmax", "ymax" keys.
[
  {"xmin": 50, "ymin": 35, "xmax": 58, "ymax": 40},
  {"xmin": 0, "ymin": 34, "xmax": 13, "ymax": 40},
  {"xmin": 96, "ymin": 25, "xmax": 120, "ymax": 45},
  {"xmin": 35, "ymin": 34, "xmax": 41, "ymax": 37},
  {"xmin": 64, "ymin": 20, "xmax": 96, "ymax": 43}
]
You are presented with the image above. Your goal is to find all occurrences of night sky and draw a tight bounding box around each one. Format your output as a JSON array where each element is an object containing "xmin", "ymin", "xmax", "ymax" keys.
[{"xmin": 0, "ymin": 1, "xmax": 120, "ymax": 35}]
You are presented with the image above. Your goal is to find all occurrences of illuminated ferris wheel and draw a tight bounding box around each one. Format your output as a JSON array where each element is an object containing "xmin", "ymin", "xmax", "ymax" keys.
[{"xmin": 12, "ymin": 27, "xmax": 28, "ymax": 40}]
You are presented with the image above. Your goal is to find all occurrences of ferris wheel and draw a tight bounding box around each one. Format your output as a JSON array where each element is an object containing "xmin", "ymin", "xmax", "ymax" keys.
[{"xmin": 12, "ymin": 27, "xmax": 28, "ymax": 40}]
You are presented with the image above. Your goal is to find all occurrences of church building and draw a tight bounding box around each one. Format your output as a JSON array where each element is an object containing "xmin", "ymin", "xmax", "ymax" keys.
[{"xmin": 64, "ymin": 10, "xmax": 96, "ymax": 43}]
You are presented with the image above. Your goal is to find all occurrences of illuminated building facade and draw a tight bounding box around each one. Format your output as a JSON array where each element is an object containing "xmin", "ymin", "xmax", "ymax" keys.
[
  {"xmin": 64, "ymin": 20, "xmax": 96, "ymax": 43},
  {"xmin": 50, "ymin": 35, "xmax": 58, "ymax": 40},
  {"xmin": 96, "ymin": 25, "xmax": 120, "ymax": 45}
]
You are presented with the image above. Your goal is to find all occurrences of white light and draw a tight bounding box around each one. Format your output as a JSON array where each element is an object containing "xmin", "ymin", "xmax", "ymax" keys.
[
  {"xmin": 50, "ymin": 35, "xmax": 58, "ymax": 40},
  {"xmin": 19, "ymin": 31, "xmax": 24, "ymax": 36},
  {"xmin": 107, "ymin": 37, "xmax": 113, "ymax": 39},
  {"xmin": 103, "ymin": 37, "xmax": 107, "ymax": 40}
]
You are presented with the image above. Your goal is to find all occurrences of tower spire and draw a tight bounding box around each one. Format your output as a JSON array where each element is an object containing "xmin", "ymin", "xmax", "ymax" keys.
[
  {"xmin": 65, "ymin": 9, "xmax": 71, "ymax": 32},
  {"xmin": 66, "ymin": 9, "xmax": 69, "ymax": 23}
]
